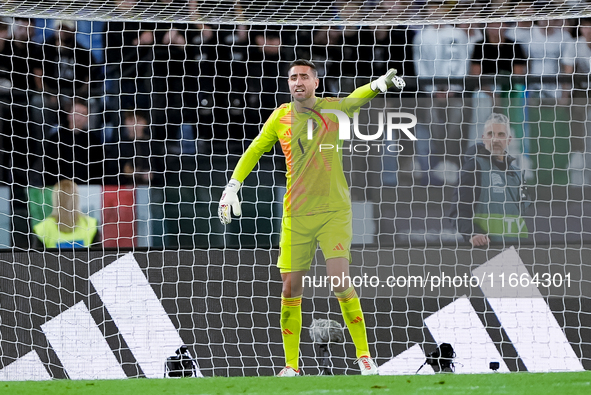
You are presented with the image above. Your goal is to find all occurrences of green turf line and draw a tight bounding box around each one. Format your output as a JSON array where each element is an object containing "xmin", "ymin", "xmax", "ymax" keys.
[{"xmin": 2, "ymin": 371, "xmax": 591, "ymax": 395}]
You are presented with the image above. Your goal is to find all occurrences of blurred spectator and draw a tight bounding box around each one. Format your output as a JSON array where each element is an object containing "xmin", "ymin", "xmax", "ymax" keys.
[
  {"xmin": 149, "ymin": 7, "xmax": 200, "ymax": 179},
  {"xmin": 214, "ymin": 24, "xmax": 250, "ymax": 97},
  {"xmin": 183, "ymin": 22, "xmax": 219, "ymax": 148},
  {"xmin": 185, "ymin": 21, "xmax": 215, "ymax": 120},
  {"xmin": 67, "ymin": 20, "xmax": 106, "ymax": 64},
  {"xmin": 458, "ymin": 22, "xmax": 484, "ymax": 64},
  {"xmin": 0, "ymin": 17, "xmax": 44, "ymax": 185},
  {"xmin": 451, "ymin": 113, "xmax": 530, "ymax": 247},
  {"xmin": 33, "ymin": 19, "xmax": 106, "ymax": 63},
  {"xmin": 243, "ymin": 28, "xmax": 290, "ymax": 140},
  {"xmin": 412, "ymin": 17, "xmax": 471, "ymax": 185},
  {"xmin": 568, "ymin": 17, "xmax": 591, "ymax": 185},
  {"xmin": 295, "ymin": 24, "xmax": 364, "ymax": 95},
  {"xmin": 104, "ymin": 2, "xmax": 155, "ymax": 112},
  {"xmin": 569, "ymin": 18, "xmax": 591, "ymax": 91},
  {"xmin": 152, "ymin": 20, "xmax": 190, "ymax": 115},
  {"xmin": 412, "ymin": 23, "xmax": 471, "ymax": 92},
  {"xmin": 33, "ymin": 179, "xmax": 100, "ymax": 248},
  {"xmin": 330, "ymin": 18, "xmax": 362, "ymax": 94},
  {"xmin": 359, "ymin": 1, "xmax": 415, "ymax": 187},
  {"xmin": 296, "ymin": 26, "xmax": 343, "ymax": 94},
  {"xmin": 508, "ymin": 19, "xmax": 575, "ymax": 99},
  {"xmin": 332, "ymin": 26, "xmax": 361, "ymax": 94},
  {"xmin": 105, "ymin": 110, "xmax": 152, "ymax": 185},
  {"xmin": 470, "ymin": 22, "xmax": 526, "ymax": 146},
  {"xmin": 39, "ymin": 99, "xmax": 104, "ymax": 185},
  {"xmin": 29, "ymin": 19, "xmax": 99, "ymax": 142},
  {"xmin": 0, "ymin": 21, "xmax": 10, "ymax": 92},
  {"xmin": 471, "ymin": 22, "xmax": 526, "ymax": 79},
  {"xmin": 150, "ymin": 18, "xmax": 195, "ymax": 153},
  {"xmin": 0, "ymin": 18, "xmax": 43, "ymax": 92},
  {"xmin": 358, "ymin": 1, "xmax": 415, "ymax": 81},
  {"xmin": 246, "ymin": 28, "xmax": 289, "ymax": 110},
  {"xmin": 508, "ymin": 18, "xmax": 575, "ymax": 185},
  {"xmin": 358, "ymin": 25, "xmax": 415, "ymax": 82},
  {"xmin": 41, "ymin": 20, "xmax": 95, "ymax": 99}
]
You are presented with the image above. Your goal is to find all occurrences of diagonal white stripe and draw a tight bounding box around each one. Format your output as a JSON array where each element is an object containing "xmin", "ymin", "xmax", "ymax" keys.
[
  {"xmin": 41, "ymin": 301, "xmax": 126, "ymax": 380},
  {"xmin": 0, "ymin": 351, "xmax": 51, "ymax": 381},
  {"xmin": 378, "ymin": 344, "xmax": 435, "ymax": 375},
  {"xmin": 474, "ymin": 247, "xmax": 584, "ymax": 372},
  {"xmin": 425, "ymin": 295, "xmax": 509, "ymax": 374},
  {"xmin": 90, "ymin": 252, "xmax": 202, "ymax": 378}
]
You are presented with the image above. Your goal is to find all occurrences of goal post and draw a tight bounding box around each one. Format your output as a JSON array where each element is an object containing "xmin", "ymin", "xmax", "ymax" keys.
[
  {"xmin": 0, "ymin": 0, "xmax": 589, "ymax": 379},
  {"xmin": 2, "ymin": 0, "xmax": 591, "ymax": 25}
]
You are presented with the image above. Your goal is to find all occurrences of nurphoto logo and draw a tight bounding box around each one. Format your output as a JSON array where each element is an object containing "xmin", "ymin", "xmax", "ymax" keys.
[{"xmin": 305, "ymin": 109, "xmax": 417, "ymax": 153}]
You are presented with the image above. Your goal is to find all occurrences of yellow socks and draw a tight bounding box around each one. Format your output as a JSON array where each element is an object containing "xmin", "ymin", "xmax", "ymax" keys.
[
  {"xmin": 281, "ymin": 288, "xmax": 369, "ymax": 369},
  {"xmin": 281, "ymin": 294, "xmax": 302, "ymax": 369},
  {"xmin": 336, "ymin": 286, "xmax": 370, "ymax": 358}
]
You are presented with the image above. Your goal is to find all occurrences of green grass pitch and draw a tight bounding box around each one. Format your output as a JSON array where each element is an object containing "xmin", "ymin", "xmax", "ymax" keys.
[{"xmin": 3, "ymin": 371, "xmax": 591, "ymax": 395}]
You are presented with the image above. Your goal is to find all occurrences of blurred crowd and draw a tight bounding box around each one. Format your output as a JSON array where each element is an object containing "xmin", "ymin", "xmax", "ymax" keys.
[{"xmin": 0, "ymin": 0, "xmax": 590, "ymax": 188}]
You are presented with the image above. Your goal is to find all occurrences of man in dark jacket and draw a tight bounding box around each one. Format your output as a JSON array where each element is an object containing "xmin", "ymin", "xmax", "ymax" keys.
[
  {"xmin": 41, "ymin": 100, "xmax": 104, "ymax": 185},
  {"xmin": 452, "ymin": 113, "xmax": 530, "ymax": 247}
]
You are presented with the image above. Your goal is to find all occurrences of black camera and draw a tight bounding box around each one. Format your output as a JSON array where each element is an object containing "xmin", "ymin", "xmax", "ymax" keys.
[
  {"xmin": 417, "ymin": 343, "xmax": 456, "ymax": 373},
  {"xmin": 164, "ymin": 345, "xmax": 199, "ymax": 378}
]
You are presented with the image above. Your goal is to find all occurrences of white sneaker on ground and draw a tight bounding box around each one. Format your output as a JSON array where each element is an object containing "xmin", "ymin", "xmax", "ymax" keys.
[
  {"xmin": 277, "ymin": 367, "xmax": 300, "ymax": 377},
  {"xmin": 356, "ymin": 356, "xmax": 379, "ymax": 376}
]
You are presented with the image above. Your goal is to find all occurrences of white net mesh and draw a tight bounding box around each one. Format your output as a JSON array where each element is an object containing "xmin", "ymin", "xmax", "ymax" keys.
[
  {"xmin": 0, "ymin": 0, "xmax": 589, "ymax": 380},
  {"xmin": 1, "ymin": 0, "xmax": 591, "ymax": 25}
]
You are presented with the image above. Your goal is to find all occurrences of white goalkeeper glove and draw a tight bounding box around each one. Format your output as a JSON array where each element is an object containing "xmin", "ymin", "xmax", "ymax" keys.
[
  {"xmin": 371, "ymin": 68, "xmax": 405, "ymax": 93},
  {"xmin": 218, "ymin": 179, "xmax": 242, "ymax": 225}
]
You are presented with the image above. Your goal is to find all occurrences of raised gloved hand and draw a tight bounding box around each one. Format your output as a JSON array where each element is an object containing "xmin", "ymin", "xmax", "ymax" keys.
[
  {"xmin": 370, "ymin": 68, "xmax": 405, "ymax": 93},
  {"xmin": 218, "ymin": 179, "xmax": 242, "ymax": 225}
]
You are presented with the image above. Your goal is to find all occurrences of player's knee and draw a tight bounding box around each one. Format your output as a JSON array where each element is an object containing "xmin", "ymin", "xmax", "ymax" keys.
[
  {"xmin": 282, "ymin": 274, "xmax": 303, "ymax": 298},
  {"xmin": 282, "ymin": 279, "xmax": 293, "ymax": 297}
]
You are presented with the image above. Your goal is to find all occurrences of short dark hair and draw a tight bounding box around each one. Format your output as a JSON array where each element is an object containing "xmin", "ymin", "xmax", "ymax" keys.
[{"xmin": 288, "ymin": 59, "xmax": 318, "ymax": 77}]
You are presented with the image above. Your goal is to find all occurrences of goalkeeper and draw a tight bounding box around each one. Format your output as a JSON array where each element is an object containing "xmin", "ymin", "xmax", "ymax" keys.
[{"xmin": 218, "ymin": 59, "xmax": 404, "ymax": 376}]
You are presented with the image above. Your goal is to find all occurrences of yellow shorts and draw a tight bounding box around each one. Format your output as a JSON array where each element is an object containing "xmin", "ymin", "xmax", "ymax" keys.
[{"xmin": 277, "ymin": 210, "xmax": 352, "ymax": 273}]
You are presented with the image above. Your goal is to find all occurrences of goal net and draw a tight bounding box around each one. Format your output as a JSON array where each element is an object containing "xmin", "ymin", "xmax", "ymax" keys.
[{"xmin": 0, "ymin": 0, "xmax": 589, "ymax": 380}]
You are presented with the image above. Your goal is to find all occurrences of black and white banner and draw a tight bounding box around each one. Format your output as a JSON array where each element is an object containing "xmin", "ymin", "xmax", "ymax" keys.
[{"xmin": 0, "ymin": 247, "xmax": 589, "ymax": 379}]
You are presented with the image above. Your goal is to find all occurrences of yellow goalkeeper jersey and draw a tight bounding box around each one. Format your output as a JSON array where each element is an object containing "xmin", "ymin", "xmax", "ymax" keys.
[{"xmin": 231, "ymin": 83, "xmax": 378, "ymax": 217}]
